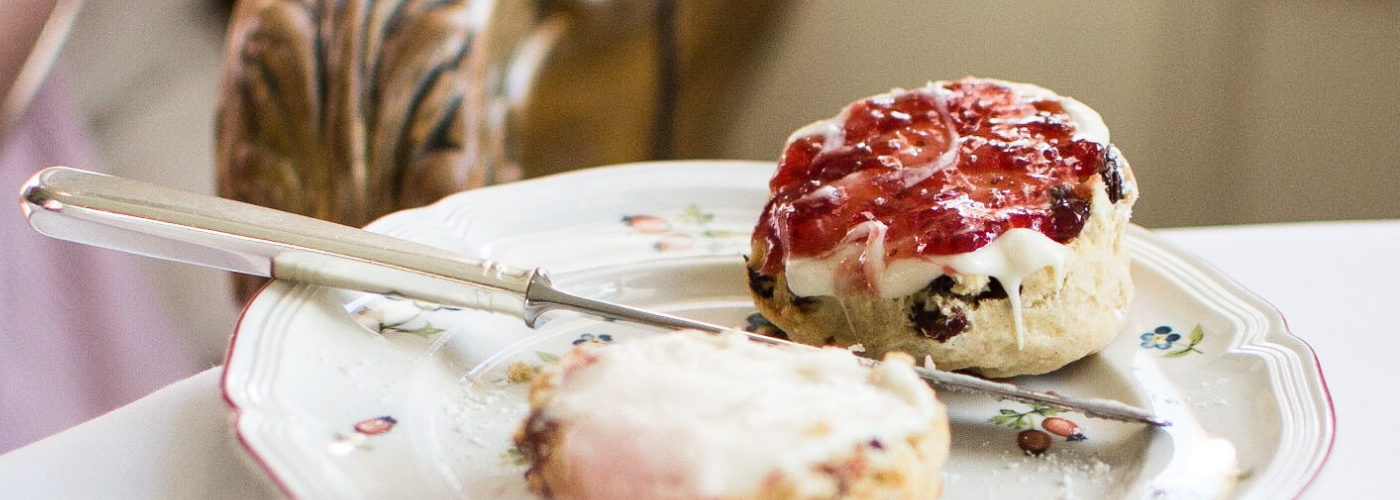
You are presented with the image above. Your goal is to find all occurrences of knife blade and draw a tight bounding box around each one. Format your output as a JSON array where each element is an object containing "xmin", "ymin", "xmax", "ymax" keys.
[{"xmin": 19, "ymin": 166, "xmax": 1168, "ymax": 426}]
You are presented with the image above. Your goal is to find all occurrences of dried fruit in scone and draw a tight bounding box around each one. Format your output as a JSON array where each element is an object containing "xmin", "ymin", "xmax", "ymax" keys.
[
  {"xmin": 747, "ymin": 77, "xmax": 1138, "ymax": 378},
  {"xmin": 513, "ymin": 330, "xmax": 951, "ymax": 500}
]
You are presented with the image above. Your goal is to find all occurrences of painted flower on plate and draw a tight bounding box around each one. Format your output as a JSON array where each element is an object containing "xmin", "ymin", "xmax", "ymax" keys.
[
  {"xmin": 1141, "ymin": 326, "xmax": 1181, "ymax": 350},
  {"xmin": 572, "ymin": 333, "xmax": 614, "ymax": 346}
]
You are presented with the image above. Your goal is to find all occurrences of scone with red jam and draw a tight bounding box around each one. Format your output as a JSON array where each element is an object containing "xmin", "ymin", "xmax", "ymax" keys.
[{"xmin": 747, "ymin": 77, "xmax": 1138, "ymax": 378}]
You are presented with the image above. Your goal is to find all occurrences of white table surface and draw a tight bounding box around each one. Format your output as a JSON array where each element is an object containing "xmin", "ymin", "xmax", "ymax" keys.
[{"xmin": 1, "ymin": 220, "xmax": 1391, "ymax": 499}]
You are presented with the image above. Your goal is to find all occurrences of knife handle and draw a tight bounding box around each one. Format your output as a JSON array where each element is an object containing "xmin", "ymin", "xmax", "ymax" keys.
[{"xmin": 20, "ymin": 166, "xmax": 551, "ymax": 323}]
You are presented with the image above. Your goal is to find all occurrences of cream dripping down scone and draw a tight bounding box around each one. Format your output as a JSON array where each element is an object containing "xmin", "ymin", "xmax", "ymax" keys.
[
  {"xmin": 513, "ymin": 330, "xmax": 951, "ymax": 500},
  {"xmin": 746, "ymin": 77, "xmax": 1138, "ymax": 378}
]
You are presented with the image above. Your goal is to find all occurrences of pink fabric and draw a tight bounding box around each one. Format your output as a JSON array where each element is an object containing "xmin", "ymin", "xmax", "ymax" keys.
[{"xmin": 0, "ymin": 78, "xmax": 200, "ymax": 453}]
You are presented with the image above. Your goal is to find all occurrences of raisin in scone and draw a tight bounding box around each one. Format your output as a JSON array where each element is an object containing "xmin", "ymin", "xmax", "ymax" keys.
[
  {"xmin": 514, "ymin": 330, "xmax": 950, "ymax": 500},
  {"xmin": 747, "ymin": 77, "xmax": 1138, "ymax": 378}
]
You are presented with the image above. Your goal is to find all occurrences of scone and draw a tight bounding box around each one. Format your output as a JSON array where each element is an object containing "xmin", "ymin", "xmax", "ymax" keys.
[
  {"xmin": 747, "ymin": 77, "xmax": 1138, "ymax": 378},
  {"xmin": 513, "ymin": 330, "xmax": 951, "ymax": 500}
]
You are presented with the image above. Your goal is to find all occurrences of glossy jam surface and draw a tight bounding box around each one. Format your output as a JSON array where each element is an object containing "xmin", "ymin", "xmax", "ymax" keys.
[{"xmin": 755, "ymin": 79, "xmax": 1109, "ymax": 277}]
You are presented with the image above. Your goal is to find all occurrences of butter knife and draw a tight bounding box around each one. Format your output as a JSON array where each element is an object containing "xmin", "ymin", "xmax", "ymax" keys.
[{"xmin": 19, "ymin": 166, "xmax": 1168, "ymax": 426}]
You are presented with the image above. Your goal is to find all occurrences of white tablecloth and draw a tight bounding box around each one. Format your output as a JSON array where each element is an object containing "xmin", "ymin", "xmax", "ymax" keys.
[{"xmin": 1, "ymin": 220, "xmax": 1392, "ymax": 498}]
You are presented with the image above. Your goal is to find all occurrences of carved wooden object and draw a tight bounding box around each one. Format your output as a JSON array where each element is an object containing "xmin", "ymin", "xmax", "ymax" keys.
[
  {"xmin": 215, "ymin": 0, "xmax": 785, "ymax": 303},
  {"xmin": 216, "ymin": 0, "xmax": 536, "ymax": 301}
]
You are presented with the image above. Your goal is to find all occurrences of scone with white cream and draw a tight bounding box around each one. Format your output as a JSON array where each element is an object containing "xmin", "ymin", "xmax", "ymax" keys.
[
  {"xmin": 513, "ymin": 330, "xmax": 951, "ymax": 500},
  {"xmin": 747, "ymin": 77, "xmax": 1138, "ymax": 378}
]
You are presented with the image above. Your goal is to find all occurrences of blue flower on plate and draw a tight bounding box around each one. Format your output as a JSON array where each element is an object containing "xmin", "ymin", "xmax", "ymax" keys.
[
  {"xmin": 572, "ymin": 333, "xmax": 614, "ymax": 346},
  {"xmin": 1140, "ymin": 325, "xmax": 1182, "ymax": 350}
]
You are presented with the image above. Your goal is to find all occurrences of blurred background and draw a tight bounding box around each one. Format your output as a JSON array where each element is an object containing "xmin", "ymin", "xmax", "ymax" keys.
[
  {"xmin": 59, "ymin": 0, "xmax": 1400, "ymax": 356},
  {"xmin": 4, "ymin": 0, "xmax": 1397, "ymax": 450}
]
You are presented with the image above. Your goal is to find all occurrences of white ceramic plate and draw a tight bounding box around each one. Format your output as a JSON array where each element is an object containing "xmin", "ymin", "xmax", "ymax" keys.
[{"xmin": 223, "ymin": 160, "xmax": 1333, "ymax": 499}]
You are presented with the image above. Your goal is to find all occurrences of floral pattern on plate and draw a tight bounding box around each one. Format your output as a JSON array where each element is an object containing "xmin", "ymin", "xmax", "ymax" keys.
[
  {"xmin": 1141, "ymin": 324, "xmax": 1206, "ymax": 357},
  {"xmin": 622, "ymin": 204, "xmax": 749, "ymax": 253},
  {"xmin": 350, "ymin": 296, "xmax": 460, "ymax": 338}
]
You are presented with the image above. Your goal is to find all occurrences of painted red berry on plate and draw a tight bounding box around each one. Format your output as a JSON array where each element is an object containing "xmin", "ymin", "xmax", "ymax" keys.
[
  {"xmin": 354, "ymin": 416, "xmax": 398, "ymax": 435},
  {"xmin": 1042, "ymin": 416, "xmax": 1087, "ymax": 441},
  {"xmin": 622, "ymin": 215, "xmax": 670, "ymax": 233}
]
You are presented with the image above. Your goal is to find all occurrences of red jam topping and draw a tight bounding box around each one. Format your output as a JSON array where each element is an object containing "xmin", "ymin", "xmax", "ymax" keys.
[{"xmin": 755, "ymin": 78, "xmax": 1110, "ymax": 276}]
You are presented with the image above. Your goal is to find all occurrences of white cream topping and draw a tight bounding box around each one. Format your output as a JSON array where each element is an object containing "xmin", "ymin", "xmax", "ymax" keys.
[
  {"xmin": 785, "ymin": 228, "xmax": 1070, "ymax": 299},
  {"xmin": 786, "ymin": 228, "xmax": 1072, "ymax": 349},
  {"xmin": 542, "ymin": 331, "xmax": 938, "ymax": 498}
]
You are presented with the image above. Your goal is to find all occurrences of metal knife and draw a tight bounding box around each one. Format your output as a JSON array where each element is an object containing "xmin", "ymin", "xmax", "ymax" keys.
[{"xmin": 19, "ymin": 166, "xmax": 1168, "ymax": 426}]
